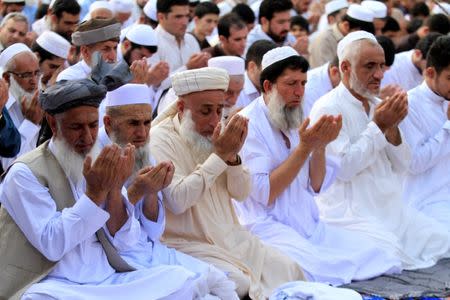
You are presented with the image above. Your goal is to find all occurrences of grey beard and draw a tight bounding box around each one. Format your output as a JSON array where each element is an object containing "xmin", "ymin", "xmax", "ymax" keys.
[
  {"xmin": 266, "ymin": 88, "xmax": 303, "ymax": 131},
  {"xmin": 349, "ymin": 70, "xmax": 378, "ymax": 100},
  {"xmin": 9, "ymin": 76, "xmax": 35, "ymax": 108},
  {"xmin": 52, "ymin": 137, "xmax": 86, "ymax": 188},
  {"xmin": 108, "ymin": 132, "xmax": 152, "ymax": 181},
  {"xmin": 179, "ymin": 110, "xmax": 214, "ymax": 164}
]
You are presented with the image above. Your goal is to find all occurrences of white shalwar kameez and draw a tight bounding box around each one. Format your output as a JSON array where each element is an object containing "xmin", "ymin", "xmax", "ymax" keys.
[
  {"xmin": 236, "ymin": 72, "xmax": 260, "ymax": 109},
  {"xmin": 381, "ymin": 50, "xmax": 423, "ymax": 91},
  {"xmin": 1, "ymin": 93, "xmax": 40, "ymax": 170},
  {"xmin": 400, "ymin": 81, "xmax": 450, "ymax": 231},
  {"xmin": 235, "ymin": 96, "xmax": 402, "ymax": 286},
  {"xmin": 0, "ymin": 139, "xmax": 217, "ymax": 300},
  {"xmin": 303, "ymin": 62, "xmax": 333, "ymax": 117},
  {"xmin": 309, "ymin": 82, "xmax": 450, "ymax": 270},
  {"xmin": 96, "ymin": 126, "xmax": 239, "ymax": 299}
]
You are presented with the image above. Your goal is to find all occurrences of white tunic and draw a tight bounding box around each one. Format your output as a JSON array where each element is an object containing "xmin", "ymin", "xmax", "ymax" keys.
[
  {"xmin": 148, "ymin": 25, "xmax": 201, "ymax": 110},
  {"xmin": 1, "ymin": 139, "xmax": 206, "ymax": 300},
  {"xmin": 303, "ymin": 63, "xmax": 333, "ymax": 117},
  {"xmin": 1, "ymin": 94, "xmax": 40, "ymax": 170},
  {"xmin": 236, "ymin": 97, "xmax": 402, "ymax": 286},
  {"xmin": 57, "ymin": 60, "xmax": 92, "ymax": 82},
  {"xmin": 381, "ymin": 50, "xmax": 423, "ymax": 91},
  {"xmin": 309, "ymin": 82, "xmax": 450, "ymax": 270},
  {"xmin": 236, "ymin": 72, "xmax": 260, "ymax": 109},
  {"xmin": 96, "ymin": 127, "xmax": 239, "ymax": 299},
  {"xmin": 400, "ymin": 81, "xmax": 450, "ymax": 230}
]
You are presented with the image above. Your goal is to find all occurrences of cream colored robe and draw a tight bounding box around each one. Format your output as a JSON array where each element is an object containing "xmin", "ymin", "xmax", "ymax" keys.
[{"xmin": 150, "ymin": 114, "xmax": 305, "ymax": 300}]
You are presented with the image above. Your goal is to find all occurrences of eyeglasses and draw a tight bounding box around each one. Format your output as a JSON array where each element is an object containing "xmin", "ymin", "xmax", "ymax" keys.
[{"xmin": 8, "ymin": 70, "xmax": 41, "ymax": 79}]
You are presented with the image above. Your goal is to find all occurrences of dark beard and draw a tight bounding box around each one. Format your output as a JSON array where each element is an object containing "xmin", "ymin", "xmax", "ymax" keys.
[
  {"xmin": 267, "ymin": 27, "xmax": 287, "ymax": 44},
  {"xmin": 56, "ymin": 30, "xmax": 72, "ymax": 42}
]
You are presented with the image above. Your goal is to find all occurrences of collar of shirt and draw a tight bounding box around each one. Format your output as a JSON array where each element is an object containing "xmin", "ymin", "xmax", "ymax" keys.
[
  {"xmin": 419, "ymin": 80, "xmax": 448, "ymax": 113},
  {"xmin": 331, "ymin": 23, "xmax": 344, "ymax": 41},
  {"xmin": 156, "ymin": 25, "xmax": 185, "ymax": 46},
  {"xmin": 336, "ymin": 82, "xmax": 380, "ymax": 115},
  {"xmin": 243, "ymin": 72, "xmax": 259, "ymax": 97},
  {"xmin": 318, "ymin": 62, "xmax": 333, "ymax": 91}
]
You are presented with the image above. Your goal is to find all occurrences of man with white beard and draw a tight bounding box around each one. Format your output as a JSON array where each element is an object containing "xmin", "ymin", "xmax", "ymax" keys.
[
  {"xmin": 0, "ymin": 79, "xmax": 225, "ymax": 300},
  {"xmin": 0, "ymin": 43, "xmax": 42, "ymax": 170},
  {"xmin": 150, "ymin": 67, "xmax": 363, "ymax": 299},
  {"xmin": 235, "ymin": 46, "xmax": 402, "ymax": 286},
  {"xmin": 94, "ymin": 83, "xmax": 240, "ymax": 299},
  {"xmin": 309, "ymin": 31, "xmax": 450, "ymax": 270}
]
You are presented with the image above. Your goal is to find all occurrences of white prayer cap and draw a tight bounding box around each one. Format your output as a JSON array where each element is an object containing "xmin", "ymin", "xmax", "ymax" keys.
[
  {"xmin": 110, "ymin": 0, "xmax": 134, "ymax": 13},
  {"xmin": 36, "ymin": 31, "xmax": 71, "ymax": 59},
  {"xmin": 89, "ymin": 1, "xmax": 115, "ymax": 14},
  {"xmin": 346, "ymin": 4, "xmax": 374, "ymax": 22},
  {"xmin": 125, "ymin": 24, "xmax": 157, "ymax": 46},
  {"xmin": 261, "ymin": 46, "xmax": 298, "ymax": 71},
  {"xmin": 208, "ymin": 56, "xmax": 245, "ymax": 75},
  {"xmin": 325, "ymin": 0, "xmax": 349, "ymax": 16},
  {"xmin": 361, "ymin": 0, "xmax": 387, "ymax": 18},
  {"xmin": 171, "ymin": 67, "xmax": 229, "ymax": 96},
  {"xmin": 0, "ymin": 43, "xmax": 32, "ymax": 72},
  {"xmin": 337, "ymin": 30, "xmax": 377, "ymax": 61},
  {"xmin": 105, "ymin": 84, "xmax": 152, "ymax": 107},
  {"xmin": 432, "ymin": 2, "xmax": 450, "ymax": 15},
  {"xmin": 49, "ymin": 0, "xmax": 57, "ymax": 9},
  {"xmin": 143, "ymin": 0, "xmax": 157, "ymax": 21}
]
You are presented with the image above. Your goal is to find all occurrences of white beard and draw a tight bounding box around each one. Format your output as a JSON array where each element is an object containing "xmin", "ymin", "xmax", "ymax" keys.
[
  {"xmin": 349, "ymin": 70, "xmax": 377, "ymax": 100},
  {"xmin": 266, "ymin": 87, "xmax": 303, "ymax": 131},
  {"xmin": 9, "ymin": 76, "xmax": 35, "ymax": 107},
  {"xmin": 52, "ymin": 137, "xmax": 86, "ymax": 188},
  {"xmin": 179, "ymin": 110, "xmax": 214, "ymax": 164},
  {"xmin": 108, "ymin": 132, "xmax": 152, "ymax": 180}
]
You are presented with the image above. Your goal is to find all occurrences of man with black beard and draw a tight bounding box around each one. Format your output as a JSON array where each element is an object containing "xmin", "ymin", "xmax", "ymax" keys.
[
  {"xmin": 245, "ymin": 0, "xmax": 307, "ymax": 56},
  {"xmin": 235, "ymin": 45, "xmax": 403, "ymax": 287},
  {"xmin": 94, "ymin": 83, "xmax": 240, "ymax": 299},
  {"xmin": 0, "ymin": 43, "xmax": 42, "ymax": 170}
]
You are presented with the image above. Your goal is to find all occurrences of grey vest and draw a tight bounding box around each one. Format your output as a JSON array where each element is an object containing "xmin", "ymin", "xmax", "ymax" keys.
[
  {"xmin": 0, "ymin": 141, "xmax": 135, "ymax": 300},
  {"xmin": 0, "ymin": 141, "xmax": 74, "ymax": 300}
]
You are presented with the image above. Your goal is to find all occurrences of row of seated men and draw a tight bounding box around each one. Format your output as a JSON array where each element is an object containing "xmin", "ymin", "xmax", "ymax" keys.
[{"xmin": 0, "ymin": 29, "xmax": 450, "ymax": 300}]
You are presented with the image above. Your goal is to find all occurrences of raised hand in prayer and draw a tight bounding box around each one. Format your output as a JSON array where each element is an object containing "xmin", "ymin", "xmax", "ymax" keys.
[
  {"xmin": 380, "ymin": 84, "xmax": 404, "ymax": 101},
  {"xmin": 291, "ymin": 36, "xmax": 309, "ymax": 57},
  {"xmin": 212, "ymin": 114, "xmax": 249, "ymax": 163},
  {"xmin": 186, "ymin": 52, "xmax": 211, "ymax": 70},
  {"xmin": 299, "ymin": 114, "xmax": 342, "ymax": 152},
  {"xmin": 146, "ymin": 61, "xmax": 170, "ymax": 86},
  {"xmin": 21, "ymin": 90, "xmax": 43, "ymax": 125},
  {"xmin": 373, "ymin": 91, "xmax": 408, "ymax": 132},
  {"xmin": 130, "ymin": 58, "xmax": 149, "ymax": 84},
  {"xmin": 127, "ymin": 161, "xmax": 174, "ymax": 204},
  {"xmin": 83, "ymin": 144, "xmax": 133, "ymax": 205},
  {"xmin": 113, "ymin": 143, "xmax": 136, "ymax": 188}
]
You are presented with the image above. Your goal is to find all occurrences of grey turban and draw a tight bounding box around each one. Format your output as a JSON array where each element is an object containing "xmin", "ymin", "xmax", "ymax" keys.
[
  {"xmin": 71, "ymin": 22, "xmax": 121, "ymax": 46},
  {"xmin": 39, "ymin": 79, "xmax": 107, "ymax": 115}
]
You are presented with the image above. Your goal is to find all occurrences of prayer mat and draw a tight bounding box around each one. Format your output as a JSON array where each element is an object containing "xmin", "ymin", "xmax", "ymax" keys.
[{"xmin": 346, "ymin": 258, "xmax": 450, "ymax": 299}]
